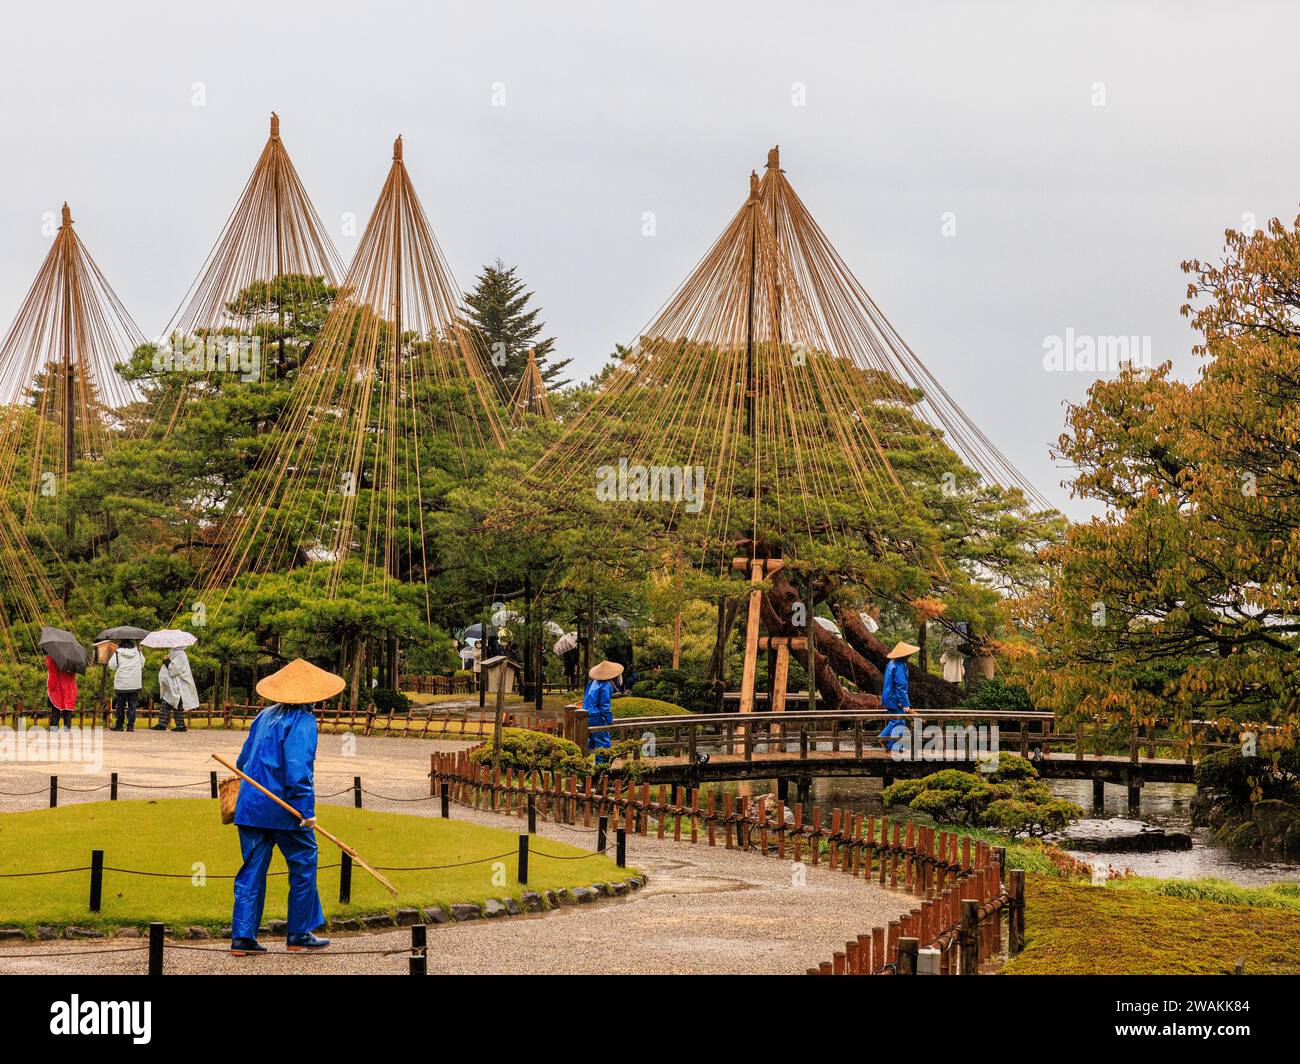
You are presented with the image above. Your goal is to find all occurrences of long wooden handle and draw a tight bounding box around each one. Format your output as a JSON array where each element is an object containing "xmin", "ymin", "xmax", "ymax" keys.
[{"xmin": 212, "ymin": 754, "xmax": 399, "ymax": 896}]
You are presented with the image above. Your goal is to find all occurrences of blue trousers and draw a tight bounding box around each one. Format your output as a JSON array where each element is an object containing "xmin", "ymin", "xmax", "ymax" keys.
[{"xmin": 232, "ymin": 825, "xmax": 325, "ymax": 940}]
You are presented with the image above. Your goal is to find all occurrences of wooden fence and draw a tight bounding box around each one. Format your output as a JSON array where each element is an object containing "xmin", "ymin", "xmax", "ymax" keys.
[
  {"xmin": 6, "ymin": 701, "xmax": 560, "ymax": 740},
  {"xmin": 397, "ymin": 674, "xmax": 476, "ymax": 696},
  {"xmin": 429, "ymin": 748, "xmax": 1025, "ymax": 975}
]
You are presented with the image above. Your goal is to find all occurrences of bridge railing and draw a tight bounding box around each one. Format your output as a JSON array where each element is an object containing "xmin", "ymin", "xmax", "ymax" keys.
[{"xmin": 588, "ymin": 709, "xmax": 1249, "ymax": 766}]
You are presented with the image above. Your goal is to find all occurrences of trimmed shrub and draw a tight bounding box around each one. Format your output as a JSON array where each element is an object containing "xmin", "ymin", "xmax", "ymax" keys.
[
  {"xmin": 470, "ymin": 728, "xmax": 588, "ymax": 775},
  {"xmin": 612, "ymin": 696, "xmax": 691, "ymax": 719}
]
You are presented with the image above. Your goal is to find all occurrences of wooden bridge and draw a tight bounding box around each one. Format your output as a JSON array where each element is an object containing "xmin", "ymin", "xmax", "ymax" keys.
[{"xmin": 577, "ymin": 709, "xmax": 1240, "ymax": 809}]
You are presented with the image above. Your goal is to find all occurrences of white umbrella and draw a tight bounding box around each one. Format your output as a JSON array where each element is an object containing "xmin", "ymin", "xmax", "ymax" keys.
[
  {"xmin": 141, "ymin": 629, "xmax": 198, "ymax": 649},
  {"xmin": 458, "ymin": 646, "xmax": 478, "ymax": 663},
  {"xmin": 544, "ymin": 621, "xmax": 565, "ymax": 638},
  {"xmin": 491, "ymin": 608, "xmax": 523, "ymax": 627},
  {"xmin": 552, "ymin": 631, "xmax": 578, "ymax": 655},
  {"xmin": 859, "ymin": 611, "xmax": 880, "ymax": 633},
  {"xmin": 814, "ymin": 616, "xmax": 841, "ymax": 637}
]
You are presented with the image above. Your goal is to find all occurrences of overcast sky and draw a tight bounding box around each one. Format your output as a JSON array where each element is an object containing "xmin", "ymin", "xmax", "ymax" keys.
[{"xmin": 2, "ymin": 1, "xmax": 1297, "ymax": 516}]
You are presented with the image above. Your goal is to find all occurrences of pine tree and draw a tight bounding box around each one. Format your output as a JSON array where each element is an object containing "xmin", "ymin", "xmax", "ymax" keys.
[{"xmin": 463, "ymin": 260, "xmax": 570, "ymax": 395}]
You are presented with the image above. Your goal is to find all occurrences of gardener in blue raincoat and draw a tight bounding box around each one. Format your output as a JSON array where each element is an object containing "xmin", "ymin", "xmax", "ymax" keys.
[
  {"xmin": 878, "ymin": 641, "xmax": 919, "ymax": 752},
  {"xmin": 582, "ymin": 660, "xmax": 622, "ymax": 764},
  {"xmin": 229, "ymin": 658, "xmax": 344, "ymax": 956}
]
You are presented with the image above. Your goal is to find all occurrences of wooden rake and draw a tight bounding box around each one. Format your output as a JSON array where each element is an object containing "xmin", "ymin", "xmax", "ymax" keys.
[{"xmin": 212, "ymin": 754, "xmax": 398, "ymax": 896}]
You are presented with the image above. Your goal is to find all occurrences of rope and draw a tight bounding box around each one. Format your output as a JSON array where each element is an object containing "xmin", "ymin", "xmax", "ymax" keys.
[
  {"xmin": 0, "ymin": 866, "xmax": 91, "ymax": 878},
  {"xmin": 0, "ymin": 945, "xmax": 151, "ymax": 959},
  {"xmin": 359, "ymin": 788, "xmax": 434, "ymax": 803}
]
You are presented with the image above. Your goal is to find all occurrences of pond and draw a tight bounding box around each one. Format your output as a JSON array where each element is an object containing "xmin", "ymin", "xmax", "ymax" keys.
[{"xmin": 709, "ymin": 775, "xmax": 1300, "ymax": 887}]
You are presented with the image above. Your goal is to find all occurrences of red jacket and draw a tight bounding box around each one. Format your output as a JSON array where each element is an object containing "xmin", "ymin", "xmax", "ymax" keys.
[{"xmin": 46, "ymin": 656, "xmax": 77, "ymax": 711}]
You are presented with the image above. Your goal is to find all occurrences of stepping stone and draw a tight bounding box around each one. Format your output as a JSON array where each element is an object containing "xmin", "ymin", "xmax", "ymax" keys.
[
  {"xmin": 395, "ymin": 909, "xmax": 421, "ymax": 926},
  {"xmin": 423, "ymin": 907, "xmax": 450, "ymax": 924},
  {"xmin": 450, "ymin": 904, "xmax": 481, "ymax": 921}
]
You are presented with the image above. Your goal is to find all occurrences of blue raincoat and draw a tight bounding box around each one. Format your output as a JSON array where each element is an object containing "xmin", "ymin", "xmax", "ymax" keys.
[
  {"xmin": 582, "ymin": 679, "xmax": 613, "ymax": 755},
  {"xmin": 878, "ymin": 659, "xmax": 911, "ymax": 751},
  {"xmin": 231, "ymin": 704, "xmax": 324, "ymax": 939}
]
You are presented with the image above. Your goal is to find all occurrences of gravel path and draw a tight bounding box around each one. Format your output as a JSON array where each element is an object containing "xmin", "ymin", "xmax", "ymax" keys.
[{"xmin": 0, "ymin": 728, "xmax": 913, "ymax": 975}]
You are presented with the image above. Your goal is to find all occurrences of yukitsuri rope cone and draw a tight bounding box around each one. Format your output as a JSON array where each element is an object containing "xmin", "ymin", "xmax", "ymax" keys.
[
  {"xmin": 0, "ymin": 202, "xmax": 140, "ymax": 650},
  {"xmin": 0, "ymin": 203, "xmax": 142, "ymax": 505},
  {"xmin": 149, "ymin": 112, "xmax": 345, "ymax": 436},
  {"xmin": 194, "ymin": 135, "xmax": 507, "ymax": 621},
  {"xmin": 521, "ymin": 145, "xmax": 1046, "ymax": 570},
  {"xmin": 428, "ymin": 748, "xmax": 1023, "ymax": 975},
  {"xmin": 508, "ymin": 347, "xmax": 554, "ymax": 426}
]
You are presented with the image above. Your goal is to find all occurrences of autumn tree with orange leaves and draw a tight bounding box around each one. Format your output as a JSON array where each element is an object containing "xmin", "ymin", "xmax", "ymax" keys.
[{"xmin": 1021, "ymin": 213, "xmax": 1300, "ymax": 754}]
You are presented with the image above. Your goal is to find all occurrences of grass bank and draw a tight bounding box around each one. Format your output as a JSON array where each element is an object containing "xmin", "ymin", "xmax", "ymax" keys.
[{"xmin": 0, "ymin": 799, "xmax": 631, "ymax": 937}]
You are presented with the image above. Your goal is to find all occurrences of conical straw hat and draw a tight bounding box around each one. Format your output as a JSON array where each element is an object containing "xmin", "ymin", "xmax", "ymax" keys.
[
  {"xmin": 256, "ymin": 658, "xmax": 346, "ymax": 704},
  {"xmin": 589, "ymin": 660, "xmax": 624, "ymax": 681},
  {"xmin": 886, "ymin": 641, "xmax": 921, "ymax": 660}
]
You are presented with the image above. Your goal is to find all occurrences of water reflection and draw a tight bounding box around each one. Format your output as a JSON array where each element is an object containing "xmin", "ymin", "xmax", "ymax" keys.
[{"xmin": 705, "ymin": 775, "xmax": 1300, "ymax": 886}]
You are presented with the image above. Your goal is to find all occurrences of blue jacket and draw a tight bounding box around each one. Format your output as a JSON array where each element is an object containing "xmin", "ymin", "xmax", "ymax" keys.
[
  {"xmin": 234, "ymin": 704, "xmax": 317, "ymax": 830},
  {"xmin": 582, "ymin": 679, "xmax": 613, "ymax": 750},
  {"xmin": 880, "ymin": 659, "xmax": 910, "ymax": 712}
]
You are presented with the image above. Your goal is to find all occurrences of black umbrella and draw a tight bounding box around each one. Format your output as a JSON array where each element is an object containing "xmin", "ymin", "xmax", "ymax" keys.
[
  {"xmin": 39, "ymin": 626, "xmax": 88, "ymax": 675},
  {"xmin": 95, "ymin": 625, "xmax": 151, "ymax": 643}
]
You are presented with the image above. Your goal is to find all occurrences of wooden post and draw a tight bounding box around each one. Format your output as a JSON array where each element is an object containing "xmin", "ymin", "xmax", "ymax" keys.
[
  {"xmin": 1008, "ymin": 869, "xmax": 1025, "ymax": 954},
  {"xmin": 148, "ymin": 922, "xmax": 164, "ymax": 976},
  {"xmin": 897, "ymin": 937, "xmax": 919, "ymax": 975},
  {"xmin": 960, "ymin": 899, "xmax": 980, "ymax": 974},
  {"xmin": 738, "ymin": 559, "xmax": 764, "ymax": 719},
  {"xmin": 89, "ymin": 850, "xmax": 103, "ymax": 913}
]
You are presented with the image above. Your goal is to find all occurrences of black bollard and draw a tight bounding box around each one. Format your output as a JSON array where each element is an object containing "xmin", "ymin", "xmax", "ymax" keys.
[
  {"xmin": 110, "ymin": 772, "xmax": 118, "ymax": 801},
  {"xmin": 440, "ymin": 782, "xmax": 449, "ymax": 819},
  {"xmin": 597, "ymin": 815, "xmax": 608, "ymax": 853},
  {"xmin": 517, "ymin": 834, "xmax": 529, "ymax": 885},
  {"xmin": 148, "ymin": 922, "xmax": 164, "ymax": 976},
  {"xmin": 409, "ymin": 924, "xmax": 427, "ymax": 976},
  {"xmin": 615, "ymin": 828, "xmax": 626, "ymax": 868},
  {"xmin": 353, "ymin": 776, "xmax": 363, "ymax": 809},
  {"xmin": 527, "ymin": 793, "xmax": 536, "ymax": 834},
  {"xmin": 339, "ymin": 851, "xmax": 352, "ymax": 904},
  {"xmin": 89, "ymin": 850, "xmax": 104, "ymax": 913},
  {"xmin": 209, "ymin": 771, "xmax": 218, "ymax": 799},
  {"xmin": 49, "ymin": 775, "xmax": 57, "ymax": 808}
]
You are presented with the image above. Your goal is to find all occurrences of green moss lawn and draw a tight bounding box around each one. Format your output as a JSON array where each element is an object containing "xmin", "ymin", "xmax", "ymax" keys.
[{"xmin": 0, "ymin": 799, "xmax": 630, "ymax": 936}]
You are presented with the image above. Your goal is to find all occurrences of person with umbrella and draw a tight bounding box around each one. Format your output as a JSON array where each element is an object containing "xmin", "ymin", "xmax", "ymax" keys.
[
  {"xmin": 99, "ymin": 626, "xmax": 149, "ymax": 733},
  {"xmin": 229, "ymin": 658, "xmax": 341, "ymax": 955},
  {"xmin": 40, "ymin": 627, "xmax": 85, "ymax": 731},
  {"xmin": 144, "ymin": 630, "xmax": 198, "ymax": 732}
]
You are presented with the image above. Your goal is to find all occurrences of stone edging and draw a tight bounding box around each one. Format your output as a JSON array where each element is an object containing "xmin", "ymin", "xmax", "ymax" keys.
[{"xmin": 0, "ymin": 875, "xmax": 649, "ymax": 942}]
